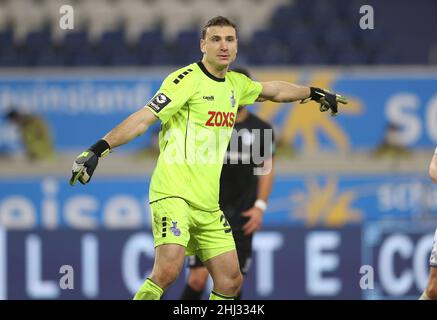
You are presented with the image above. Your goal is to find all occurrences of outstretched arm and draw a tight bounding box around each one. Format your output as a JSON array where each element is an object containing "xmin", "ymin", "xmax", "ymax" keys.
[
  {"xmin": 257, "ymin": 81, "xmax": 348, "ymax": 116},
  {"xmin": 258, "ymin": 81, "xmax": 310, "ymax": 103},
  {"xmin": 103, "ymin": 107, "xmax": 158, "ymax": 148},
  {"xmin": 70, "ymin": 107, "xmax": 158, "ymax": 186}
]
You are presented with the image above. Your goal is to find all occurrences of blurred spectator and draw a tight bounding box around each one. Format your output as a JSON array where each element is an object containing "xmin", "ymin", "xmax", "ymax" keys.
[
  {"xmin": 373, "ymin": 122, "xmax": 411, "ymax": 157},
  {"xmin": 4, "ymin": 108, "xmax": 55, "ymax": 162}
]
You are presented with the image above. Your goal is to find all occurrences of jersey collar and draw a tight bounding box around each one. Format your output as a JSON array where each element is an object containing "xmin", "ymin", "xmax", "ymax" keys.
[{"xmin": 197, "ymin": 61, "xmax": 226, "ymax": 82}]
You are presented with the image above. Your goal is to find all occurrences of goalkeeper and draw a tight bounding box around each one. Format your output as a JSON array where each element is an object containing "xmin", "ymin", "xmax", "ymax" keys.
[
  {"xmin": 181, "ymin": 67, "xmax": 275, "ymax": 300},
  {"xmin": 70, "ymin": 16, "xmax": 347, "ymax": 300}
]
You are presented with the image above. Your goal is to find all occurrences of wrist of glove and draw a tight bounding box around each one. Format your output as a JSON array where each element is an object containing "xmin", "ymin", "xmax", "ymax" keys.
[
  {"xmin": 301, "ymin": 87, "xmax": 348, "ymax": 116},
  {"xmin": 69, "ymin": 139, "xmax": 111, "ymax": 186}
]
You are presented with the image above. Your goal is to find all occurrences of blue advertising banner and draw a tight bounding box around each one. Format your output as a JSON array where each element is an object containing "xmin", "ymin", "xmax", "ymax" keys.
[
  {"xmin": 0, "ymin": 74, "xmax": 164, "ymax": 152},
  {"xmin": 1, "ymin": 174, "xmax": 436, "ymax": 229},
  {"xmin": 362, "ymin": 221, "xmax": 436, "ymax": 300},
  {"xmin": 0, "ymin": 226, "xmax": 362, "ymax": 300},
  {"xmin": 1, "ymin": 69, "xmax": 437, "ymax": 153},
  {"xmin": 1, "ymin": 212, "xmax": 434, "ymax": 300},
  {"xmin": 3, "ymin": 224, "xmax": 432, "ymax": 300},
  {"xmin": 269, "ymin": 173, "xmax": 437, "ymax": 226},
  {"xmin": 0, "ymin": 177, "xmax": 151, "ymax": 229},
  {"xmin": 335, "ymin": 74, "xmax": 437, "ymax": 150},
  {"xmin": 256, "ymin": 70, "xmax": 437, "ymax": 152}
]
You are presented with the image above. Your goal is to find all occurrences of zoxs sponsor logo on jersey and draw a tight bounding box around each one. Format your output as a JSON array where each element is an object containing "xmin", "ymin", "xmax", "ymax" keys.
[{"xmin": 205, "ymin": 111, "xmax": 235, "ymax": 127}]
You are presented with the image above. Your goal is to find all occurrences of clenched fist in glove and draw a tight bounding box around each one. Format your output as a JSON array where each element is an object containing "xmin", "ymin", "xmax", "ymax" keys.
[
  {"xmin": 70, "ymin": 139, "xmax": 111, "ymax": 186},
  {"xmin": 302, "ymin": 87, "xmax": 348, "ymax": 116}
]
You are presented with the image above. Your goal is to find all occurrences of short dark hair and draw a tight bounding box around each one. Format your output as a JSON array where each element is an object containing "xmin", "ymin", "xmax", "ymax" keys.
[{"xmin": 201, "ymin": 16, "xmax": 237, "ymax": 39}]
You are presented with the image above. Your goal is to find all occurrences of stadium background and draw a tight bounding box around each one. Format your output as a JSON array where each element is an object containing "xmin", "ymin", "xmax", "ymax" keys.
[{"xmin": 1, "ymin": 0, "xmax": 437, "ymax": 299}]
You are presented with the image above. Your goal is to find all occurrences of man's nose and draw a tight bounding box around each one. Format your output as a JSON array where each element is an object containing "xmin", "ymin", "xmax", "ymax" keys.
[{"xmin": 220, "ymin": 41, "xmax": 228, "ymax": 51}]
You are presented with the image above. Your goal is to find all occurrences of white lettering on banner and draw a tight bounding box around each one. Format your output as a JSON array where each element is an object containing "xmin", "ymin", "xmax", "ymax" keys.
[
  {"xmin": 82, "ymin": 234, "xmax": 98, "ymax": 298},
  {"xmin": 253, "ymin": 232, "xmax": 283, "ymax": 296},
  {"xmin": 378, "ymin": 234, "xmax": 414, "ymax": 296},
  {"xmin": 42, "ymin": 179, "xmax": 58, "ymax": 229},
  {"xmin": 376, "ymin": 233, "xmax": 433, "ymax": 296},
  {"xmin": 385, "ymin": 93, "xmax": 437, "ymax": 145},
  {"xmin": 103, "ymin": 196, "xmax": 143, "ymax": 229},
  {"xmin": 306, "ymin": 231, "xmax": 341, "ymax": 296},
  {"xmin": 0, "ymin": 227, "xmax": 5, "ymax": 300},
  {"xmin": 65, "ymin": 196, "xmax": 98, "ymax": 229},
  {"xmin": 26, "ymin": 235, "xmax": 59, "ymax": 298},
  {"xmin": 414, "ymin": 234, "xmax": 434, "ymax": 290},
  {"xmin": 426, "ymin": 95, "xmax": 437, "ymax": 141},
  {"xmin": 0, "ymin": 179, "xmax": 149, "ymax": 230},
  {"xmin": 377, "ymin": 182, "xmax": 427, "ymax": 212},
  {"xmin": 386, "ymin": 93, "xmax": 421, "ymax": 145},
  {"xmin": 17, "ymin": 234, "xmax": 101, "ymax": 298},
  {"xmin": 122, "ymin": 233, "xmax": 155, "ymax": 294},
  {"xmin": 0, "ymin": 83, "xmax": 151, "ymax": 115},
  {"xmin": 0, "ymin": 196, "xmax": 36, "ymax": 229}
]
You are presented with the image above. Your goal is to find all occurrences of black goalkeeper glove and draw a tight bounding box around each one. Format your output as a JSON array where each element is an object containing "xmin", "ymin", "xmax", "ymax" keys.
[
  {"xmin": 69, "ymin": 139, "xmax": 111, "ymax": 186},
  {"xmin": 301, "ymin": 87, "xmax": 348, "ymax": 116}
]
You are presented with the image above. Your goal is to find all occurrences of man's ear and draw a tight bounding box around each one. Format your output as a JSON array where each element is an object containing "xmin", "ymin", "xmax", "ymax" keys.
[{"xmin": 200, "ymin": 39, "xmax": 206, "ymax": 54}]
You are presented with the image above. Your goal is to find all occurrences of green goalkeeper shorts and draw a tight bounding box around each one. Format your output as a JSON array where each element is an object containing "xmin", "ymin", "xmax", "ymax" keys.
[{"xmin": 149, "ymin": 197, "xmax": 236, "ymax": 262}]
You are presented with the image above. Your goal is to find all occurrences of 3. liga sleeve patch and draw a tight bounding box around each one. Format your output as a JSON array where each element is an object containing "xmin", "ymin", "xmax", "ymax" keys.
[{"xmin": 147, "ymin": 93, "xmax": 172, "ymax": 113}]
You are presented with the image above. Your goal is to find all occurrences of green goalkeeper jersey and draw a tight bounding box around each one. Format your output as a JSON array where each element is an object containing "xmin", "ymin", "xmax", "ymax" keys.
[{"xmin": 145, "ymin": 61, "xmax": 262, "ymax": 211}]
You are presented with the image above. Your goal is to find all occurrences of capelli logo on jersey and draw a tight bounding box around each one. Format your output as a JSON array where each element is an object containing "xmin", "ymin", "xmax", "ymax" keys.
[{"xmin": 205, "ymin": 111, "xmax": 235, "ymax": 127}]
